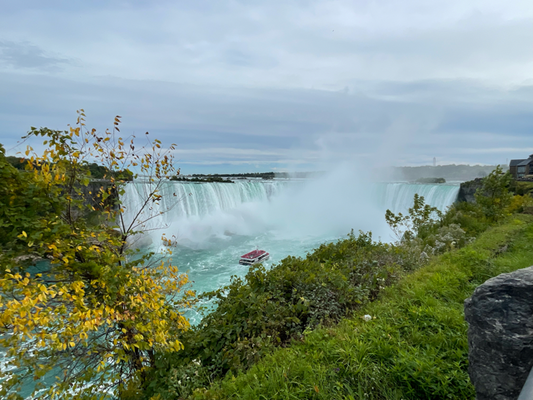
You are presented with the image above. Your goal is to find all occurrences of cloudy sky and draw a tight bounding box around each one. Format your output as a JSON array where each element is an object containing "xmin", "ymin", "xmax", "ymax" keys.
[{"xmin": 0, "ymin": 0, "xmax": 532, "ymax": 173}]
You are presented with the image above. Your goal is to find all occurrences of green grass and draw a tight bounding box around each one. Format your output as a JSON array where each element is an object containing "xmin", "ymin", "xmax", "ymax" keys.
[{"xmin": 191, "ymin": 215, "xmax": 533, "ymax": 400}]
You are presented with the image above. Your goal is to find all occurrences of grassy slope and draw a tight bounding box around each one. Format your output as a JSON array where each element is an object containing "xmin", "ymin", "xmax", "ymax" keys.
[{"xmin": 192, "ymin": 214, "xmax": 533, "ymax": 400}]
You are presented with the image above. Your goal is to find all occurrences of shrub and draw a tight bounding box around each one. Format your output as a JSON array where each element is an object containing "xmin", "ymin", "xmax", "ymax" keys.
[
  {"xmin": 441, "ymin": 201, "xmax": 487, "ymax": 236},
  {"xmin": 385, "ymin": 193, "xmax": 442, "ymax": 242},
  {"xmin": 507, "ymin": 194, "xmax": 533, "ymax": 214},
  {"xmin": 0, "ymin": 114, "xmax": 192, "ymax": 400},
  {"xmin": 474, "ymin": 165, "xmax": 512, "ymax": 221}
]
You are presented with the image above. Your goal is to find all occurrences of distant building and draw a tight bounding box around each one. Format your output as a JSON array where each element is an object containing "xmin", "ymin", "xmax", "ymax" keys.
[{"xmin": 509, "ymin": 155, "xmax": 533, "ymax": 179}]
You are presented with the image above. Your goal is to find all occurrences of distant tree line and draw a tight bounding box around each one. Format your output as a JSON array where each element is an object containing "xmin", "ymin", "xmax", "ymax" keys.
[
  {"xmin": 190, "ymin": 171, "xmax": 325, "ymax": 180},
  {"xmin": 170, "ymin": 176, "xmax": 234, "ymax": 183},
  {"xmin": 188, "ymin": 166, "xmax": 499, "ymax": 182},
  {"xmin": 415, "ymin": 177, "xmax": 446, "ymax": 184},
  {"xmin": 380, "ymin": 164, "xmax": 502, "ymax": 182}
]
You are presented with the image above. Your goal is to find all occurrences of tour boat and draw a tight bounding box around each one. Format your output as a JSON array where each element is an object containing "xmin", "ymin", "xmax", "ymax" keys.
[{"xmin": 239, "ymin": 249, "xmax": 270, "ymax": 265}]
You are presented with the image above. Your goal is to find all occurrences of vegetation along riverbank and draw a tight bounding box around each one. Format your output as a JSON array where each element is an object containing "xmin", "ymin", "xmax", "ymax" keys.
[{"xmin": 140, "ymin": 166, "xmax": 533, "ymax": 399}]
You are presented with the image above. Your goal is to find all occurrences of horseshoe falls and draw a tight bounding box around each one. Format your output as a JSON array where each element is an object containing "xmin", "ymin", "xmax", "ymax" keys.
[
  {"xmin": 121, "ymin": 179, "xmax": 459, "ymax": 322},
  {"xmin": 122, "ymin": 180, "xmax": 460, "ymax": 240}
]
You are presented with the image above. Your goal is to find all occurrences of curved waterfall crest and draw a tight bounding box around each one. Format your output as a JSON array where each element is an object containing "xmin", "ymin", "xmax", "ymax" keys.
[
  {"xmin": 121, "ymin": 180, "xmax": 289, "ymax": 232},
  {"xmin": 121, "ymin": 180, "xmax": 460, "ymax": 234}
]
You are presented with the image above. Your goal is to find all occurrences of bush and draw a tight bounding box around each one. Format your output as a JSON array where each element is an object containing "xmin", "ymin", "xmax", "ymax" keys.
[
  {"xmin": 0, "ymin": 116, "xmax": 192, "ymax": 400},
  {"xmin": 474, "ymin": 165, "xmax": 512, "ymax": 221},
  {"xmin": 509, "ymin": 180, "xmax": 533, "ymax": 196},
  {"xmin": 441, "ymin": 201, "xmax": 488, "ymax": 236},
  {"xmin": 507, "ymin": 194, "xmax": 533, "ymax": 214}
]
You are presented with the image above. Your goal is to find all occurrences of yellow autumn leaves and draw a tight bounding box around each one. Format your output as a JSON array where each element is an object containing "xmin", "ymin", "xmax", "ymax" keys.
[{"xmin": 0, "ymin": 112, "xmax": 191, "ymax": 399}]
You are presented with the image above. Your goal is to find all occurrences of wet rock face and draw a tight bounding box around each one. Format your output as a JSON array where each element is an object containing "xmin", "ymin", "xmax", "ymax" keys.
[{"xmin": 464, "ymin": 266, "xmax": 533, "ymax": 400}]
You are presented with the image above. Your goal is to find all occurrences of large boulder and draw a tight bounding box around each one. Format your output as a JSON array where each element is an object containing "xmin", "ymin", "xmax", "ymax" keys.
[{"xmin": 464, "ymin": 266, "xmax": 533, "ymax": 400}]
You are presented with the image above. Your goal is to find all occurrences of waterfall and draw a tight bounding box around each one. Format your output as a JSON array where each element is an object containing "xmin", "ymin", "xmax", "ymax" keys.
[
  {"xmin": 375, "ymin": 182, "xmax": 460, "ymax": 213},
  {"xmin": 122, "ymin": 181, "xmax": 459, "ymax": 223},
  {"xmin": 121, "ymin": 180, "xmax": 289, "ymax": 233},
  {"xmin": 119, "ymin": 179, "xmax": 460, "ymax": 246}
]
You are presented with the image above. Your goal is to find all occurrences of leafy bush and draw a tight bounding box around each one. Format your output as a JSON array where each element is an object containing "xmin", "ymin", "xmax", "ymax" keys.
[
  {"xmin": 474, "ymin": 165, "xmax": 512, "ymax": 221},
  {"xmin": 0, "ymin": 144, "xmax": 63, "ymax": 256},
  {"xmin": 507, "ymin": 194, "xmax": 533, "ymax": 214},
  {"xmin": 0, "ymin": 114, "xmax": 193, "ymax": 400},
  {"xmin": 509, "ymin": 180, "xmax": 533, "ymax": 196},
  {"xmin": 441, "ymin": 201, "xmax": 488, "ymax": 237},
  {"xmin": 385, "ymin": 193, "xmax": 442, "ymax": 242}
]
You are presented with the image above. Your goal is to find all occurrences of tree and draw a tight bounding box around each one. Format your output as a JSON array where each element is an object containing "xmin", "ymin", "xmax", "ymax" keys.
[
  {"xmin": 385, "ymin": 193, "xmax": 442, "ymax": 242},
  {"xmin": 0, "ymin": 111, "xmax": 193, "ymax": 399},
  {"xmin": 474, "ymin": 165, "xmax": 512, "ymax": 221},
  {"xmin": 0, "ymin": 145, "xmax": 63, "ymax": 256}
]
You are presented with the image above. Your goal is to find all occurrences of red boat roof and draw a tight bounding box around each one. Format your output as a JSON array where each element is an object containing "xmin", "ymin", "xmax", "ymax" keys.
[{"xmin": 241, "ymin": 249, "xmax": 268, "ymax": 259}]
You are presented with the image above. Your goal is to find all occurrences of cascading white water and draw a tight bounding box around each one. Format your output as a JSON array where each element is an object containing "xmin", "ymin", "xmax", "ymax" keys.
[
  {"xmin": 122, "ymin": 180, "xmax": 459, "ymax": 233},
  {"xmin": 120, "ymin": 179, "xmax": 459, "ymax": 248},
  {"xmin": 377, "ymin": 182, "xmax": 461, "ymax": 213},
  {"xmin": 121, "ymin": 180, "xmax": 289, "ymax": 233}
]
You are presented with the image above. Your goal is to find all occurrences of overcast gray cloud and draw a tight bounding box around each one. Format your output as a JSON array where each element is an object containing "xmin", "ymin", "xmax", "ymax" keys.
[
  {"xmin": 0, "ymin": 41, "xmax": 72, "ymax": 71},
  {"xmin": 0, "ymin": 0, "xmax": 532, "ymax": 173}
]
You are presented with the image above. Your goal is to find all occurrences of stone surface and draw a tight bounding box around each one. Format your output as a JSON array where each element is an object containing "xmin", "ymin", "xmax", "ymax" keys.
[
  {"xmin": 457, "ymin": 178, "xmax": 483, "ymax": 203},
  {"xmin": 464, "ymin": 266, "xmax": 533, "ymax": 400}
]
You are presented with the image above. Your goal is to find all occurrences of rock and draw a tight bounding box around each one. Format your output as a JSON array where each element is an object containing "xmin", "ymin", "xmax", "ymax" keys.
[
  {"xmin": 457, "ymin": 178, "xmax": 483, "ymax": 203},
  {"xmin": 464, "ymin": 266, "xmax": 533, "ymax": 400}
]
